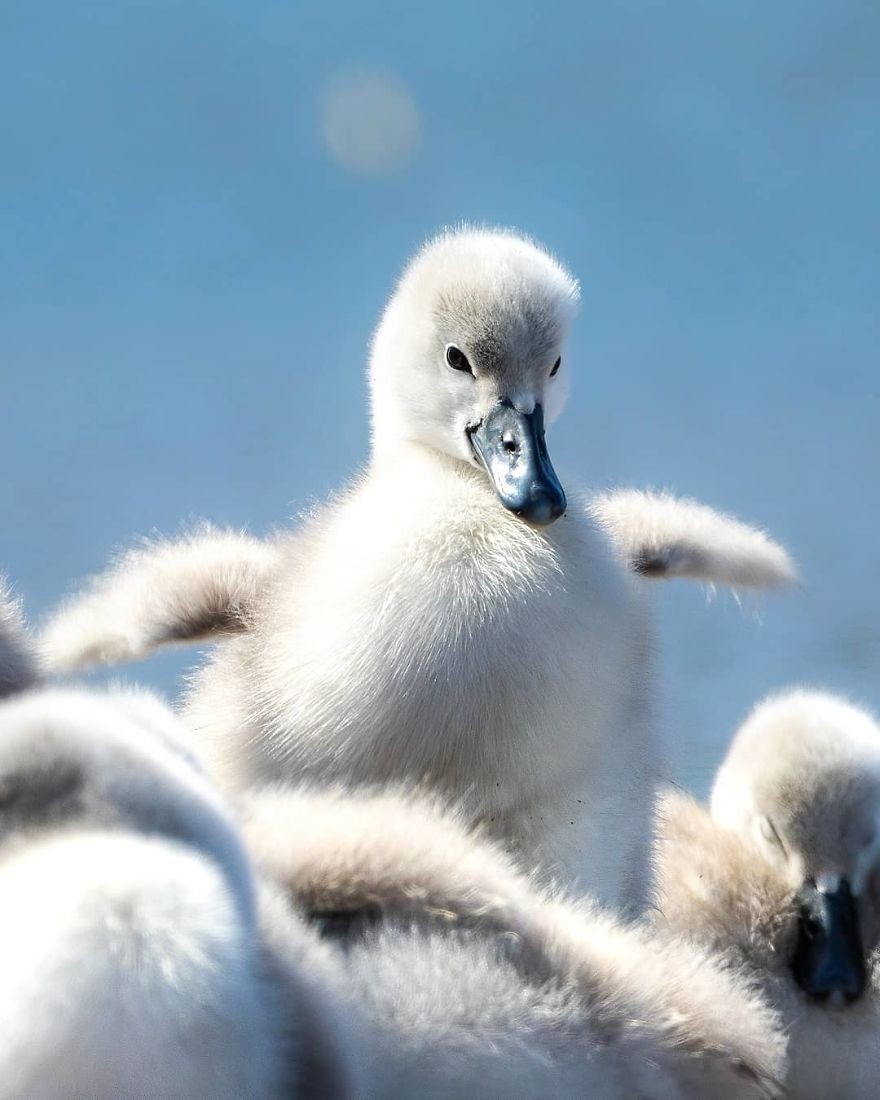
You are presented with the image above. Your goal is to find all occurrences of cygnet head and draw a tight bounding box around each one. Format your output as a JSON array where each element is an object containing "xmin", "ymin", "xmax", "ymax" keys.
[
  {"xmin": 711, "ymin": 690, "xmax": 880, "ymax": 1006},
  {"xmin": 369, "ymin": 227, "xmax": 580, "ymax": 526}
]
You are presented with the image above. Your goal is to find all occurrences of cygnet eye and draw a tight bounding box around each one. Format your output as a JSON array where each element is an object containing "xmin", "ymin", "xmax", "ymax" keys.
[
  {"xmin": 550, "ymin": 356, "xmax": 561, "ymax": 377},
  {"xmin": 761, "ymin": 816, "xmax": 787, "ymax": 854},
  {"xmin": 445, "ymin": 345, "xmax": 474, "ymax": 375}
]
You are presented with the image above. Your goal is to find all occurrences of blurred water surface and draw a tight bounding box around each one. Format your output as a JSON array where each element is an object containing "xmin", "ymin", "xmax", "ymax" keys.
[{"xmin": 1, "ymin": 0, "xmax": 877, "ymax": 795}]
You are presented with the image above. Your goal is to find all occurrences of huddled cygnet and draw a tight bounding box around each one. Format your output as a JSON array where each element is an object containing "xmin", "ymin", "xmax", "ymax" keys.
[
  {"xmin": 653, "ymin": 689, "xmax": 880, "ymax": 1100},
  {"xmin": 41, "ymin": 228, "xmax": 794, "ymax": 910},
  {"xmin": 240, "ymin": 783, "xmax": 786, "ymax": 1099},
  {"xmin": 0, "ymin": 585, "xmax": 367, "ymax": 1100}
]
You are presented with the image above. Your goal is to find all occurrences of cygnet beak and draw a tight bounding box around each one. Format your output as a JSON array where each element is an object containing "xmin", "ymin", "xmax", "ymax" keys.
[
  {"xmin": 467, "ymin": 400, "xmax": 566, "ymax": 527},
  {"xmin": 791, "ymin": 878, "xmax": 867, "ymax": 1005}
]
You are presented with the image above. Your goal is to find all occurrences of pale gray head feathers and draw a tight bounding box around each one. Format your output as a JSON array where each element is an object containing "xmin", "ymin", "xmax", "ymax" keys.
[
  {"xmin": 369, "ymin": 227, "xmax": 579, "ymax": 463},
  {"xmin": 711, "ymin": 690, "xmax": 880, "ymax": 898}
]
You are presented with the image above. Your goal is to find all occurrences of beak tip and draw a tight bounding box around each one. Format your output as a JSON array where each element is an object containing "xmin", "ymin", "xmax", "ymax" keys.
[
  {"xmin": 470, "ymin": 402, "xmax": 567, "ymax": 527},
  {"xmin": 526, "ymin": 494, "xmax": 567, "ymax": 527},
  {"xmin": 511, "ymin": 483, "xmax": 567, "ymax": 527}
]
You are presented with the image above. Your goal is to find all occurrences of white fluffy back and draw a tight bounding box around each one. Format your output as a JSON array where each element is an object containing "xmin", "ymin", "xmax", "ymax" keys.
[
  {"xmin": 242, "ymin": 785, "xmax": 785, "ymax": 1099},
  {"xmin": 0, "ymin": 686, "xmax": 258, "ymax": 921},
  {"xmin": 0, "ymin": 833, "xmax": 280, "ymax": 1100}
]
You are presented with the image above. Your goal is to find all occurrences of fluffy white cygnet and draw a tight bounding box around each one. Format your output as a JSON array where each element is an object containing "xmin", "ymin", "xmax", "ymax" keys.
[
  {"xmin": 654, "ymin": 689, "xmax": 880, "ymax": 1100},
  {"xmin": 0, "ymin": 588, "xmax": 365, "ymax": 1100},
  {"xmin": 41, "ymin": 228, "xmax": 795, "ymax": 907}
]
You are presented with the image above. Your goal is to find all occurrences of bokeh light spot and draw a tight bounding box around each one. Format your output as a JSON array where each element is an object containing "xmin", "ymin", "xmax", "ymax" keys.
[{"xmin": 321, "ymin": 68, "xmax": 421, "ymax": 177}]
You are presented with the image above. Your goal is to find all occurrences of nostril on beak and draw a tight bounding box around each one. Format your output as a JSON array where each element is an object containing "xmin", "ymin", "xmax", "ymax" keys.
[{"xmin": 468, "ymin": 400, "xmax": 566, "ymax": 526}]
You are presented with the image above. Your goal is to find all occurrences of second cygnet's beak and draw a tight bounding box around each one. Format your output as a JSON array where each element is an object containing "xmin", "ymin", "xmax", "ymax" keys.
[
  {"xmin": 791, "ymin": 878, "xmax": 867, "ymax": 1005},
  {"xmin": 468, "ymin": 400, "xmax": 566, "ymax": 527}
]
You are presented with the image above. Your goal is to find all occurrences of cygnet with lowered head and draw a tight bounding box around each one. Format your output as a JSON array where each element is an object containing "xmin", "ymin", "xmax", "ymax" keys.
[
  {"xmin": 711, "ymin": 690, "xmax": 880, "ymax": 1005},
  {"xmin": 654, "ymin": 690, "xmax": 880, "ymax": 1100},
  {"xmin": 42, "ymin": 228, "xmax": 794, "ymax": 908}
]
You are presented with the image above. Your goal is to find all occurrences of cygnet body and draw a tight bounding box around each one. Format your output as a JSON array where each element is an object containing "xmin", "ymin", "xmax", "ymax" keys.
[
  {"xmin": 654, "ymin": 689, "xmax": 880, "ymax": 1100},
  {"xmin": 243, "ymin": 784, "xmax": 786, "ymax": 1099},
  {"xmin": 42, "ymin": 229, "xmax": 794, "ymax": 906},
  {"xmin": 0, "ymin": 590, "xmax": 365, "ymax": 1100}
]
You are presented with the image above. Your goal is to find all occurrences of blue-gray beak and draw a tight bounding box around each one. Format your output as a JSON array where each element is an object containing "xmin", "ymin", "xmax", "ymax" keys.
[
  {"xmin": 791, "ymin": 879, "xmax": 866, "ymax": 1004},
  {"xmin": 468, "ymin": 400, "xmax": 566, "ymax": 527}
]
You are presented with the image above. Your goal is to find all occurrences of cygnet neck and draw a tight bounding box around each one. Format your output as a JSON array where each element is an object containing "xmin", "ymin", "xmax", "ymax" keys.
[{"xmin": 369, "ymin": 436, "xmax": 480, "ymax": 480}]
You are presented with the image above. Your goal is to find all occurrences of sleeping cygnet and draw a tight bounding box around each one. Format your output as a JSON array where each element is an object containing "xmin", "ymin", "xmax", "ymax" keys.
[{"xmin": 654, "ymin": 689, "xmax": 880, "ymax": 1100}]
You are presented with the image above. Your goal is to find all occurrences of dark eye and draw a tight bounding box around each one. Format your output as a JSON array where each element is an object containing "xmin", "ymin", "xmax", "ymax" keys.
[
  {"xmin": 550, "ymin": 356, "xmax": 561, "ymax": 377},
  {"xmin": 761, "ymin": 816, "xmax": 787, "ymax": 854},
  {"xmin": 445, "ymin": 345, "xmax": 473, "ymax": 375}
]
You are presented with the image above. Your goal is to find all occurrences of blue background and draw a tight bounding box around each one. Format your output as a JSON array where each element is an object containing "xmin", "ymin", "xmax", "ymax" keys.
[{"xmin": 2, "ymin": 1, "xmax": 877, "ymax": 794}]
